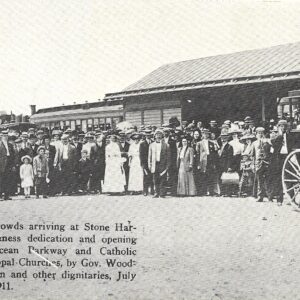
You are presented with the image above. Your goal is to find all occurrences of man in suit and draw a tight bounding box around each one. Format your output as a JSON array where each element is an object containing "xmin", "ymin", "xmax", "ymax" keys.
[
  {"xmin": 270, "ymin": 120, "xmax": 292, "ymax": 205},
  {"xmin": 252, "ymin": 127, "xmax": 271, "ymax": 202},
  {"xmin": 119, "ymin": 131, "xmax": 130, "ymax": 193},
  {"xmin": 218, "ymin": 132, "xmax": 234, "ymax": 196},
  {"xmin": 27, "ymin": 134, "xmax": 39, "ymax": 158},
  {"xmin": 35, "ymin": 130, "xmax": 44, "ymax": 146},
  {"xmin": 148, "ymin": 129, "xmax": 171, "ymax": 198},
  {"xmin": 33, "ymin": 146, "xmax": 49, "ymax": 198},
  {"xmin": 0, "ymin": 130, "xmax": 15, "ymax": 200},
  {"xmin": 90, "ymin": 132, "xmax": 106, "ymax": 193},
  {"xmin": 196, "ymin": 129, "xmax": 219, "ymax": 196},
  {"xmin": 163, "ymin": 128, "xmax": 177, "ymax": 196},
  {"xmin": 139, "ymin": 129, "xmax": 153, "ymax": 196},
  {"xmin": 55, "ymin": 134, "xmax": 78, "ymax": 195}
]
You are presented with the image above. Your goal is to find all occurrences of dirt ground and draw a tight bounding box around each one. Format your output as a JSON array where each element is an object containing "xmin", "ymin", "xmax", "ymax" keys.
[{"xmin": 0, "ymin": 194, "xmax": 300, "ymax": 300}]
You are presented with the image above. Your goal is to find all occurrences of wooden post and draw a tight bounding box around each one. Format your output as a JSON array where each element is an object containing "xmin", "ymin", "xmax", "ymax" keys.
[
  {"xmin": 289, "ymin": 98, "xmax": 293, "ymax": 127},
  {"xmin": 261, "ymin": 96, "xmax": 265, "ymax": 122}
]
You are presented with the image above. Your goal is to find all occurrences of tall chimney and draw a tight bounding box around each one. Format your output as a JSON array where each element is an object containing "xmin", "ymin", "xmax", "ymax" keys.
[{"xmin": 30, "ymin": 105, "xmax": 36, "ymax": 115}]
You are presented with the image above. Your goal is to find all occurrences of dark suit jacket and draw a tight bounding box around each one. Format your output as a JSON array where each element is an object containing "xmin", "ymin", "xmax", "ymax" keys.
[
  {"xmin": 0, "ymin": 141, "xmax": 8, "ymax": 173},
  {"xmin": 165, "ymin": 138, "xmax": 177, "ymax": 171},
  {"xmin": 77, "ymin": 158, "xmax": 92, "ymax": 176},
  {"xmin": 28, "ymin": 143, "xmax": 39, "ymax": 158},
  {"xmin": 219, "ymin": 143, "xmax": 234, "ymax": 173},
  {"xmin": 44, "ymin": 144, "xmax": 56, "ymax": 166},
  {"xmin": 271, "ymin": 133, "xmax": 292, "ymax": 155},
  {"xmin": 139, "ymin": 140, "xmax": 151, "ymax": 170},
  {"xmin": 90, "ymin": 143, "xmax": 106, "ymax": 179}
]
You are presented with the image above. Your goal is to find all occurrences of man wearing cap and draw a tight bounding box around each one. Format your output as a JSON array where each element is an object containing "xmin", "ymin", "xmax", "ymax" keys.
[
  {"xmin": 269, "ymin": 120, "xmax": 292, "ymax": 204},
  {"xmin": 252, "ymin": 127, "xmax": 271, "ymax": 202},
  {"xmin": 0, "ymin": 130, "xmax": 15, "ymax": 200},
  {"xmin": 35, "ymin": 130, "xmax": 44, "ymax": 146},
  {"xmin": 148, "ymin": 129, "xmax": 171, "ymax": 198},
  {"xmin": 82, "ymin": 132, "xmax": 95, "ymax": 159},
  {"xmin": 163, "ymin": 127, "xmax": 177, "ymax": 196},
  {"xmin": 139, "ymin": 129, "xmax": 153, "ymax": 196}
]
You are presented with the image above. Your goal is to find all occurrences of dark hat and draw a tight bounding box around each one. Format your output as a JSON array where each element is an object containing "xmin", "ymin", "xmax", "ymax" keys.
[
  {"xmin": 28, "ymin": 133, "xmax": 36, "ymax": 139},
  {"xmin": 43, "ymin": 134, "xmax": 50, "ymax": 140}
]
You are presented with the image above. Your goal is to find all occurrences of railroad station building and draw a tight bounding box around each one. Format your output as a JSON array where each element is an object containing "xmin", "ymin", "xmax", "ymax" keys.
[{"xmin": 104, "ymin": 42, "xmax": 300, "ymax": 127}]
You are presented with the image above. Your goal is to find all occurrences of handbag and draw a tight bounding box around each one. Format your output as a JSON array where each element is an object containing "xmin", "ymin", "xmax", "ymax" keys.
[{"xmin": 221, "ymin": 172, "xmax": 240, "ymax": 185}]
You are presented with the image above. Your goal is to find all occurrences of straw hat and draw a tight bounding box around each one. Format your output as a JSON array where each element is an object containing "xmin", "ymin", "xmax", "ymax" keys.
[{"xmin": 21, "ymin": 155, "xmax": 32, "ymax": 163}]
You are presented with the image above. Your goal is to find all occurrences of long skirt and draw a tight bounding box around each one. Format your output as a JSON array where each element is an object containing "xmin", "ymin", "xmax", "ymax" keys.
[
  {"xmin": 128, "ymin": 157, "xmax": 144, "ymax": 192},
  {"xmin": 177, "ymin": 160, "xmax": 197, "ymax": 196},
  {"xmin": 102, "ymin": 160, "xmax": 125, "ymax": 193}
]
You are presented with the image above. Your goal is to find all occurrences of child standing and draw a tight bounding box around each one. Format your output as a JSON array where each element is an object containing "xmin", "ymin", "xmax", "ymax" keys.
[
  {"xmin": 77, "ymin": 149, "xmax": 92, "ymax": 193},
  {"xmin": 20, "ymin": 155, "xmax": 34, "ymax": 199}
]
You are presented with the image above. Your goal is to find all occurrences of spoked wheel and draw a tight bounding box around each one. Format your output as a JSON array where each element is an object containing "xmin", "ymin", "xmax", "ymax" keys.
[{"xmin": 282, "ymin": 149, "xmax": 300, "ymax": 207}]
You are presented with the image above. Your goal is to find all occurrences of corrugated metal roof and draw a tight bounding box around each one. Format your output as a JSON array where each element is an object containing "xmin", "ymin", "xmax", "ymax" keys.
[{"xmin": 122, "ymin": 42, "xmax": 300, "ymax": 93}]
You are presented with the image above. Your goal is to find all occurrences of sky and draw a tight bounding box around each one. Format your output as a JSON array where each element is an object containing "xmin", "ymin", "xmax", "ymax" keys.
[{"xmin": 0, "ymin": 0, "xmax": 299, "ymax": 115}]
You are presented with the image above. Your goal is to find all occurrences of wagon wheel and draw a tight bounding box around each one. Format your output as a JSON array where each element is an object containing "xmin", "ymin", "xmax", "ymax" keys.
[{"xmin": 282, "ymin": 149, "xmax": 300, "ymax": 207}]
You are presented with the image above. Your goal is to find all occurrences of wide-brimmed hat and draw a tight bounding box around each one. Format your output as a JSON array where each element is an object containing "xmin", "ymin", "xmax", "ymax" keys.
[
  {"xmin": 209, "ymin": 120, "xmax": 217, "ymax": 124},
  {"xmin": 36, "ymin": 130, "xmax": 44, "ymax": 135},
  {"xmin": 255, "ymin": 127, "xmax": 265, "ymax": 133},
  {"xmin": 278, "ymin": 119, "xmax": 288, "ymax": 126},
  {"xmin": 1, "ymin": 129, "xmax": 9, "ymax": 135},
  {"xmin": 240, "ymin": 133, "xmax": 256, "ymax": 141},
  {"xmin": 202, "ymin": 128, "xmax": 211, "ymax": 135},
  {"xmin": 154, "ymin": 129, "xmax": 164, "ymax": 135},
  {"xmin": 229, "ymin": 129, "xmax": 242, "ymax": 135},
  {"xmin": 130, "ymin": 132, "xmax": 142, "ymax": 140},
  {"xmin": 37, "ymin": 145, "xmax": 45, "ymax": 152},
  {"xmin": 61, "ymin": 134, "xmax": 69, "ymax": 140},
  {"xmin": 21, "ymin": 155, "xmax": 32, "ymax": 163}
]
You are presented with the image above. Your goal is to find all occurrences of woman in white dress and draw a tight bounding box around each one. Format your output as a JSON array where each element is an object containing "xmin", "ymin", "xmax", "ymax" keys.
[
  {"xmin": 128, "ymin": 133, "xmax": 144, "ymax": 194},
  {"xmin": 102, "ymin": 135, "xmax": 126, "ymax": 194}
]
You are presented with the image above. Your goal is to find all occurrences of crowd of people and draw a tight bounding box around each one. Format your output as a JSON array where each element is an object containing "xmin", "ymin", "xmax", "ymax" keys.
[{"xmin": 0, "ymin": 116, "xmax": 293, "ymax": 205}]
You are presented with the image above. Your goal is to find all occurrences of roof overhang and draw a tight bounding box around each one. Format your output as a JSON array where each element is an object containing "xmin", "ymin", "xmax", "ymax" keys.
[{"xmin": 104, "ymin": 73, "xmax": 300, "ymax": 101}]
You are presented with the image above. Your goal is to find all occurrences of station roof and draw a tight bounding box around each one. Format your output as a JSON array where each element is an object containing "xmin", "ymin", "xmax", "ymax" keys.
[{"xmin": 105, "ymin": 42, "xmax": 300, "ymax": 99}]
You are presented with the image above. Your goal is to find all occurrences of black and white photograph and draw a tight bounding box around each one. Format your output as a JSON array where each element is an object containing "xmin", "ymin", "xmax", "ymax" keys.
[{"xmin": 0, "ymin": 0, "xmax": 300, "ymax": 299}]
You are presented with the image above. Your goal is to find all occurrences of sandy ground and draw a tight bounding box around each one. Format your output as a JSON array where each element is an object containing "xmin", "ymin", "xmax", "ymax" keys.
[{"xmin": 0, "ymin": 194, "xmax": 300, "ymax": 300}]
